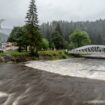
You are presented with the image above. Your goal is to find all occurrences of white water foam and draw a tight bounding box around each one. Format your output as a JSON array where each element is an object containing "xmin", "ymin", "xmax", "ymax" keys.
[
  {"xmin": 0, "ymin": 91, "xmax": 8, "ymax": 97},
  {"xmin": 26, "ymin": 59, "xmax": 105, "ymax": 81}
]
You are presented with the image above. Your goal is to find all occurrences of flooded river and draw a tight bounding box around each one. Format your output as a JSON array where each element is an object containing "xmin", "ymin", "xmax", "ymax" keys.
[
  {"xmin": 26, "ymin": 58, "xmax": 105, "ymax": 81},
  {"xmin": 0, "ymin": 58, "xmax": 105, "ymax": 105}
]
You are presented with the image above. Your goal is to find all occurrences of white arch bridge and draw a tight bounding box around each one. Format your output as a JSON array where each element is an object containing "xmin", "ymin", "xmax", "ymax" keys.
[{"xmin": 69, "ymin": 45, "xmax": 105, "ymax": 58}]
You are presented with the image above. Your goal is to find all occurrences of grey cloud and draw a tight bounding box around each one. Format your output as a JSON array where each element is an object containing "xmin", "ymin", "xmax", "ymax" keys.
[{"xmin": 0, "ymin": 0, "xmax": 105, "ymax": 28}]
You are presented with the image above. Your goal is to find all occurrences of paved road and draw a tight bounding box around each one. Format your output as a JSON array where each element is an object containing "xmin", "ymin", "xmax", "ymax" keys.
[{"xmin": 0, "ymin": 63, "xmax": 105, "ymax": 105}]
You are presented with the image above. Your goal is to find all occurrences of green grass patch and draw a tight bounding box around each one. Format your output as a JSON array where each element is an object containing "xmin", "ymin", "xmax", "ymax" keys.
[
  {"xmin": 0, "ymin": 51, "xmax": 30, "ymax": 57},
  {"xmin": 0, "ymin": 50, "xmax": 69, "ymax": 62}
]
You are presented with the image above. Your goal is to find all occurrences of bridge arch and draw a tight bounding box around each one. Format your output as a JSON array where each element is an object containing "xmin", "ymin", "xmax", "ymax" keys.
[{"xmin": 69, "ymin": 45, "xmax": 105, "ymax": 55}]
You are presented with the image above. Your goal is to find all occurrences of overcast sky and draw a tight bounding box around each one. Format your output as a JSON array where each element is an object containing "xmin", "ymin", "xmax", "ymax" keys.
[{"xmin": 1, "ymin": 0, "xmax": 105, "ymax": 28}]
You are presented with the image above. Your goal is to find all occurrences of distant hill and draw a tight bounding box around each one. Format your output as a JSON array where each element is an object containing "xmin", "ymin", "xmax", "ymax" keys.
[
  {"xmin": 0, "ymin": 32, "xmax": 8, "ymax": 42},
  {"xmin": 0, "ymin": 28, "xmax": 12, "ymax": 36},
  {"xmin": 0, "ymin": 28, "xmax": 12, "ymax": 42}
]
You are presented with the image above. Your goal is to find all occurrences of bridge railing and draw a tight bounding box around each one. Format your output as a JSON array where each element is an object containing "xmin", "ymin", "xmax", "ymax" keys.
[{"xmin": 69, "ymin": 45, "xmax": 105, "ymax": 55}]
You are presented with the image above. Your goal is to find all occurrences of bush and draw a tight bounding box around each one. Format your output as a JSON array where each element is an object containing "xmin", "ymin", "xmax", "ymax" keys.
[{"xmin": 38, "ymin": 50, "xmax": 68, "ymax": 60}]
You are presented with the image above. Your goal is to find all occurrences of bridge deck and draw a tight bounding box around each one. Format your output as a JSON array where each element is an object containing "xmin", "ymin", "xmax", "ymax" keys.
[
  {"xmin": 83, "ymin": 54, "xmax": 105, "ymax": 59},
  {"xmin": 69, "ymin": 45, "xmax": 105, "ymax": 58}
]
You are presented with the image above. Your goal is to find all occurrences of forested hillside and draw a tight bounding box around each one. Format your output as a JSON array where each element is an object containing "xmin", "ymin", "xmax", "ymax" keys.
[{"xmin": 40, "ymin": 19, "xmax": 105, "ymax": 45}]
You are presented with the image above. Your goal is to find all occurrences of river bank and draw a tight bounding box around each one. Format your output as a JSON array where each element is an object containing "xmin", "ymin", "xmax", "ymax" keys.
[
  {"xmin": 0, "ymin": 63, "xmax": 105, "ymax": 105},
  {"xmin": 0, "ymin": 50, "xmax": 69, "ymax": 63}
]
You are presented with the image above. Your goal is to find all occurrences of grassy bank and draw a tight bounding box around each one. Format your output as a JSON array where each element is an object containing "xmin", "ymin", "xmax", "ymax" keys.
[
  {"xmin": 0, "ymin": 51, "xmax": 30, "ymax": 57},
  {"xmin": 38, "ymin": 50, "xmax": 69, "ymax": 60},
  {"xmin": 0, "ymin": 50, "xmax": 69, "ymax": 62}
]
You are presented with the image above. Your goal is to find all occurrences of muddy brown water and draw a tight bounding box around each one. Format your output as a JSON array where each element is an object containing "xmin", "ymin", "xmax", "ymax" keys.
[{"xmin": 0, "ymin": 63, "xmax": 105, "ymax": 105}]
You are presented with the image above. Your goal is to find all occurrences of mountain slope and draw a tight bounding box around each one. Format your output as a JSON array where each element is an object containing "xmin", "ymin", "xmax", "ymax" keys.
[
  {"xmin": 0, "ymin": 28, "xmax": 12, "ymax": 36},
  {"xmin": 0, "ymin": 32, "xmax": 8, "ymax": 42},
  {"xmin": 0, "ymin": 28, "xmax": 12, "ymax": 42}
]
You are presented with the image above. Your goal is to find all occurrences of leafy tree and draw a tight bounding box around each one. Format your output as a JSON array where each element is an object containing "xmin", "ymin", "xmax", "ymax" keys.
[
  {"xmin": 8, "ymin": 27, "xmax": 17, "ymax": 42},
  {"xmin": 69, "ymin": 29, "xmax": 91, "ymax": 48},
  {"xmin": 8, "ymin": 27, "xmax": 21, "ymax": 51},
  {"xmin": 41, "ymin": 38, "xmax": 49, "ymax": 50},
  {"xmin": 26, "ymin": 0, "xmax": 42, "ymax": 55},
  {"xmin": 8, "ymin": 26, "xmax": 28, "ymax": 52}
]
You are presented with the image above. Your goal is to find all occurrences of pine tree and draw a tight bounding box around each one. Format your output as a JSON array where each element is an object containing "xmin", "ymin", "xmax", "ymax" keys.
[
  {"xmin": 55, "ymin": 23, "xmax": 62, "ymax": 35},
  {"xmin": 51, "ymin": 23, "xmax": 66, "ymax": 49},
  {"xmin": 26, "ymin": 0, "xmax": 38, "ymax": 27},
  {"xmin": 26, "ymin": 0, "xmax": 42, "ymax": 55}
]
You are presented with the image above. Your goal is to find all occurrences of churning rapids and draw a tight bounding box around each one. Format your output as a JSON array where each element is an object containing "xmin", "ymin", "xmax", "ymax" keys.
[{"xmin": 0, "ymin": 58, "xmax": 105, "ymax": 105}]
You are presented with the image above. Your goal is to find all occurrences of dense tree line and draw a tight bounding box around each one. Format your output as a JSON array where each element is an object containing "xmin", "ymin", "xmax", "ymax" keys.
[
  {"xmin": 40, "ymin": 19, "xmax": 105, "ymax": 45},
  {"xmin": 8, "ymin": 0, "xmax": 92, "ymax": 54}
]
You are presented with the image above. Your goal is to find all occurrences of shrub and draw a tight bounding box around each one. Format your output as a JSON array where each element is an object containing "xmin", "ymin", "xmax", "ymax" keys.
[{"xmin": 38, "ymin": 50, "xmax": 68, "ymax": 60}]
